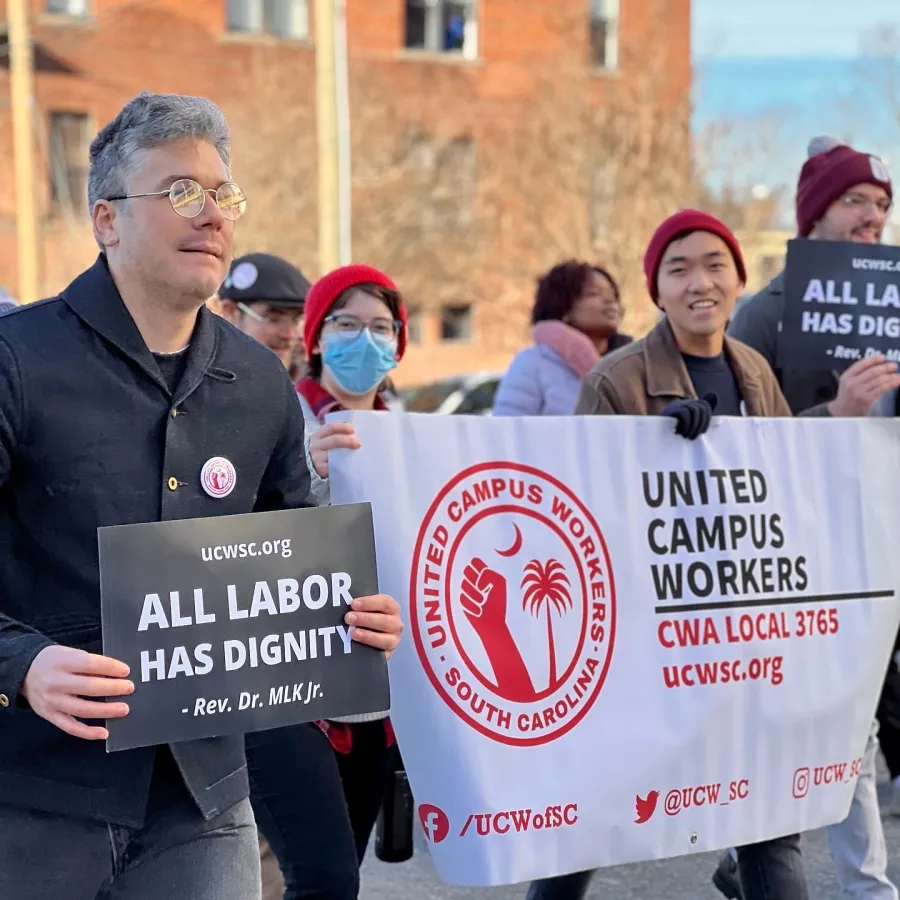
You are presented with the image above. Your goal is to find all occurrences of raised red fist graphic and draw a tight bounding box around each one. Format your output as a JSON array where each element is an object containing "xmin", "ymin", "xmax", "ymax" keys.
[
  {"xmin": 461, "ymin": 557, "xmax": 508, "ymax": 637},
  {"xmin": 459, "ymin": 557, "xmax": 536, "ymax": 702}
]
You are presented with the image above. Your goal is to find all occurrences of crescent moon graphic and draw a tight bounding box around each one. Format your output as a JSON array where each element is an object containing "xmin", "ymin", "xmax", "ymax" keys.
[{"xmin": 496, "ymin": 523, "xmax": 523, "ymax": 558}]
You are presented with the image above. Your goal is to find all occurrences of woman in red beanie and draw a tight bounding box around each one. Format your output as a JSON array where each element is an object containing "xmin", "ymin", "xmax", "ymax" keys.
[
  {"xmin": 244, "ymin": 265, "xmax": 408, "ymax": 900},
  {"xmin": 297, "ymin": 264, "xmax": 406, "ymax": 849},
  {"xmin": 296, "ymin": 263, "xmax": 407, "ymax": 469}
]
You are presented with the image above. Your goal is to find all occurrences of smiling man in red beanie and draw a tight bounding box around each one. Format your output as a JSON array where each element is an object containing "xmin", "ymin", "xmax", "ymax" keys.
[
  {"xmin": 535, "ymin": 214, "xmax": 788, "ymax": 900},
  {"xmin": 575, "ymin": 209, "xmax": 788, "ymax": 422}
]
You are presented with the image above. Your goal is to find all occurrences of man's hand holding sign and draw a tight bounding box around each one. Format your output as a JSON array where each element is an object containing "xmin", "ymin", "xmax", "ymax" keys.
[
  {"xmin": 827, "ymin": 354, "xmax": 900, "ymax": 417},
  {"xmin": 22, "ymin": 585, "xmax": 401, "ymax": 743},
  {"xmin": 21, "ymin": 646, "xmax": 134, "ymax": 742}
]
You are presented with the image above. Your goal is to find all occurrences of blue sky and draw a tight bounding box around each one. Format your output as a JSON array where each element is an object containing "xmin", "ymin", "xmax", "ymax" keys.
[
  {"xmin": 689, "ymin": 0, "xmax": 899, "ymax": 219},
  {"xmin": 692, "ymin": 0, "xmax": 893, "ymax": 60}
]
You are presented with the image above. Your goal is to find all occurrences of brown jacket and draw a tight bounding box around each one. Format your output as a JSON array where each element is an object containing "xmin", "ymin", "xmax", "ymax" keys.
[{"xmin": 575, "ymin": 317, "xmax": 792, "ymax": 418}]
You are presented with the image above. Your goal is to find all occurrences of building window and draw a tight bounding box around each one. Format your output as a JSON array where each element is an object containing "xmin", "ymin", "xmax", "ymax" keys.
[
  {"xmin": 49, "ymin": 112, "xmax": 90, "ymax": 216},
  {"xmin": 406, "ymin": 307, "xmax": 424, "ymax": 344},
  {"xmin": 405, "ymin": 0, "xmax": 477, "ymax": 57},
  {"xmin": 46, "ymin": 0, "xmax": 88, "ymax": 14},
  {"xmin": 227, "ymin": 0, "xmax": 309, "ymax": 40},
  {"xmin": 400, "ymin": 131, "xmax": 477, "ymax": 230},
  {"xmin": 439, "ymin": 304, "xmax": 472, "ymax": 342},
  {"xmin": 433, "ymin": 137, "xmax": 476, "ymax": 228},
  {"xmin": 590, "ymin": 0, "xmax": 619, "ymax": 69}
]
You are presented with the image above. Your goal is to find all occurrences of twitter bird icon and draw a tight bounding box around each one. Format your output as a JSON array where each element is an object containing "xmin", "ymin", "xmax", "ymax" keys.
[{"xmin": 634, "ymin": 790, "xmax": 659, "ymax": 824}]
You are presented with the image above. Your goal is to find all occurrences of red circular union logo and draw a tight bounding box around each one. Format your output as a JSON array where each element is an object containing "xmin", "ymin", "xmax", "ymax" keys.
[
  {"xmin": 201, "ymin": 456, "xmax": 237, "ymax": 499},
  {"xmin": 410, "ymin": 462, "xmax": 617, "ymax": 746}
]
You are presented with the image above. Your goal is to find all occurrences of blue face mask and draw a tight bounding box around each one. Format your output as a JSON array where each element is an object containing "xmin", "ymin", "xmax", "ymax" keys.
[{"xmin": 321, "ymin": 330, "xmax": 398, "ymax": 396}]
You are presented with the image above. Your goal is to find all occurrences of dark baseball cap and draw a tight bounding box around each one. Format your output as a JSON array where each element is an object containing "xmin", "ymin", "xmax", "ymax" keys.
[{"xmin": 218, "ymin": 252, "xmax": 311, "ymax": 308}]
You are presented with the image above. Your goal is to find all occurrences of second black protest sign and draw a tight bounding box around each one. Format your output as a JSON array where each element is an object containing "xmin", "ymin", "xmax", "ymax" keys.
[
  {"xmin": 99, "ymin": 503, "xmax": 389, "ymax": 752},
  {"xmin": 779, "ymin": 239, "xmax": 900, "ymax": 372}
]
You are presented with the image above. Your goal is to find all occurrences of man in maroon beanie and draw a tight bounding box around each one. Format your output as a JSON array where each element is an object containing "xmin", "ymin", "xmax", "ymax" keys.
[
  {"xmin": 729, "ymin": 136, "xmax": 897, "ymax": 416},
  {"xmin": 715, "ymin": 139, "xmax": 900, "ymax": 900}
]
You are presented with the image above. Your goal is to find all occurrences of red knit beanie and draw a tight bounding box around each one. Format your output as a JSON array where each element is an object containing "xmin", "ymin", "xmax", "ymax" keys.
[
  {"xmin": 796, "ymin": 136, "xmax": 892, "ymax": 237},
  {"xmin": 303, "ymin": 264, "xmax": 407, "ymax": 360},
  {"xmin": 643, "ymin": 209, "xmax": 747, "ymax": 303}
]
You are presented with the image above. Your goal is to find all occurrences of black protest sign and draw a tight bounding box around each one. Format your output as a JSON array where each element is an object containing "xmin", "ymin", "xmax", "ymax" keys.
[
  {"xmin": 99, "ymin": 504, "xmax": 389, "ymax": 752},
  {"xmin": 779, "ymin": 238, "xmax": 900, "ymax": 372}
]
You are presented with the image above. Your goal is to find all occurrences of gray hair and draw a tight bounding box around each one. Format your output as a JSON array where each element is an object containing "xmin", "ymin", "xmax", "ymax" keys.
[{"xmin": 88, "ymin": 91, "xmax": 231, "ymax": 211}]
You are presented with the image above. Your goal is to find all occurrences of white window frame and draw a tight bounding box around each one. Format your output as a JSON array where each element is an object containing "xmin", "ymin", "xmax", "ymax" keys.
[
  {"xmin": 439, "ymin": 303, "xmax": 473, "ymax": 343},
  {"xmin": 590, "ymin": 0, "xmax": 619, "ymax": 70},
  {"xmin": 227, "ymin": 0, "xmax": 309, "ymax": 40},
  {"xmin": 49, "ymin": 110, "xmax": 91, "ymax": 217},
  {"xmin": 405, "ymin": 0, "xmax": 478, "ymax": 59},
  {"xmin": 46, "ymin": 0, "xmax": 88, "ymax": 15}
]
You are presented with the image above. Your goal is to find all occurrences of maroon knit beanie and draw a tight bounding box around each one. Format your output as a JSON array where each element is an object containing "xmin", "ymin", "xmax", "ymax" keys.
[
  {"xmin": 303, "ymin": 264, "xmax": 407, "ymax": 360},
  {"xmin": 795, "ymin": 136, "xmax": 892, "ymax": 237},
  {"xmin": 643, "ymin": 209, "xmax": 747, "ymax": 304}
]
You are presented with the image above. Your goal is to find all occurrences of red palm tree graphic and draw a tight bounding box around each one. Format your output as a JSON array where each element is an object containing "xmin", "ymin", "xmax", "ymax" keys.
[{"xmin": 521, "ymin": 559, "xmax": 572, "ymax": 689}]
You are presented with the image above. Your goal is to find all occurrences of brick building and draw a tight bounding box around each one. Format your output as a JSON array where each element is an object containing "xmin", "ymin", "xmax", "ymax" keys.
[{"xmin": 0, "ymin": 0, "xmax": 691, "ymax": 387}]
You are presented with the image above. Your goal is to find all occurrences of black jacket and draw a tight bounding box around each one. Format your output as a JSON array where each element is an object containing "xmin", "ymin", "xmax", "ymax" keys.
[
  {"xmin": 727, "ymin": 271, "xmax": 838, "ymax": 414},
  {"xmin": 0, "ymin": 256, "xmax": 313, "ymax": 826}
]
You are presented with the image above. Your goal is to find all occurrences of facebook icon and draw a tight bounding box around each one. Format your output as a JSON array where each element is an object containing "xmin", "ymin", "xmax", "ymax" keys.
[{"xmin": 418, "ymin": 804, "xmax": 451, "ymax": 844}]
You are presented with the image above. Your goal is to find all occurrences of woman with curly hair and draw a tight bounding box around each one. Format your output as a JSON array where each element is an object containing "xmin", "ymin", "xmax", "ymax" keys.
[{"xmin": 492, "ymin": 261, "xmax": 631, "ymax": 416}]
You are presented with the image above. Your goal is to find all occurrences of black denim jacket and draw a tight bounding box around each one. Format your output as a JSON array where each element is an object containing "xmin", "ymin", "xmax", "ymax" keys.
[{"xmin": 0, "ymin": 255, "xmax": 313, "ymax": 826}]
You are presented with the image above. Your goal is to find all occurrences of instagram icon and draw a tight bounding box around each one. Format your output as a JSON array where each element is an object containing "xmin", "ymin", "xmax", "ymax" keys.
[{"xmin": 793, "ymin": 767, "xmax": 811, "ymax": 799}]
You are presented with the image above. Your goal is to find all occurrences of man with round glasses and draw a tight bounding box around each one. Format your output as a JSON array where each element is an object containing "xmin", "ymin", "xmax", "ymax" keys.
[
  {"xmin": 0, "ymin": 91, "xmax": 403, "ymax": 900},
  {"xmin": 714, "ymin": 136, "xmax": 898, "ymax": 900},
  {"xmin": 218, "ymin": 252, "xmax": 311, "ymax": 372}
]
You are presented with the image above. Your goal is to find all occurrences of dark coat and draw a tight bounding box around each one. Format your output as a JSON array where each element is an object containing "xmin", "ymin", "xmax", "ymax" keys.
[
  {"xmin": 0, "ymin": 256, "xmax": 313, "ymax": 826},
  {"xmin": 727, "ymin": 271, "xmax": 836, "ymax": 415}
]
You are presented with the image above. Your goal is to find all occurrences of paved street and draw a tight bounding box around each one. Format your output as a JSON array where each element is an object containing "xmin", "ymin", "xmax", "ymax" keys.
[{"xmin": 362, "ymin": 776, "xmax": 900, "ymax": 899}]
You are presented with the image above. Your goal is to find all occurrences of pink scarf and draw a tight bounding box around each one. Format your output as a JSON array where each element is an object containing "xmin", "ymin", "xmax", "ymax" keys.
[{"xmin": 532, "ymin": 320, "xmax": 601, "ymax": 378}]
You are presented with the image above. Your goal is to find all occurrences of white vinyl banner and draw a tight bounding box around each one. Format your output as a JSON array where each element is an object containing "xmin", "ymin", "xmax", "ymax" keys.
[{"xmin": 329, "ymin": 412, "xmax": 900, "ymax": 887}]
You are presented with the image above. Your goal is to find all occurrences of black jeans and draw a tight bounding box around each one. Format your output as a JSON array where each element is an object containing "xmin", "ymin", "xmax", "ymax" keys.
[
  {"xmin": 737, "ymin": 833, "xmax": 809, "ymax": 900},
  {"xmin": 246, "ymin": 723, "xmax": 359, "ymax": 900},
  {"xmin": 877, "ymin": 631, "xmax": 900, "ymax": 780},
  {"xmin": 334, "ymin": 720, "xmax": 397, "ymax": 863},
  {"xmin": 526, "ymin": 835, "xmax": 808, "ymax": 900}
]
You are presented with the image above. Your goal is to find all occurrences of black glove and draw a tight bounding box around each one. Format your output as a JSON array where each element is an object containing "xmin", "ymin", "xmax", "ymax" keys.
[{"xmin": 661, "ymin": 393, "xmax": 718, "ymax": 440}]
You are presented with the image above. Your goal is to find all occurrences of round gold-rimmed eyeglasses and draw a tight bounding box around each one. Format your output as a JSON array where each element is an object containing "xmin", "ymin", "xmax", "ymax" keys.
[{"xmin": 106, "ymin": 178, "xmax": 247, "ymax": 221}]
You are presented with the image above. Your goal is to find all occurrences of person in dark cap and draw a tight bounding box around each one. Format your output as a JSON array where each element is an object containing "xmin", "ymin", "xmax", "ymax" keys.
[
  {"xmin": 218, "ymin": 252, "xmax": 310, "ymax": 371},
  {"xmin": 0, "ymin": 288, "xmax": 17, "ymax": 315}
]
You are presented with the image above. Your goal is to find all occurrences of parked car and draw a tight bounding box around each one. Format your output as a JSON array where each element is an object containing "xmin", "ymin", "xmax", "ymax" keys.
[{"xmin": 400, "ymin": 372, "xmax": 503, "ymax": 415}]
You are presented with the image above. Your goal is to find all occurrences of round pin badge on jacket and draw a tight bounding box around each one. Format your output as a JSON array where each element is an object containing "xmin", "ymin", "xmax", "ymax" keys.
[{"xmin": 201, "ymin": 457, "xmax": 237, "ymax": 498}]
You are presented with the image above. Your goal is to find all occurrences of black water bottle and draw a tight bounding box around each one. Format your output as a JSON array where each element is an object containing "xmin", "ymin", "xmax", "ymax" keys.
[{"xmin": 375, "ymin": 763, "xmax": 414, "ymax": 863}]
